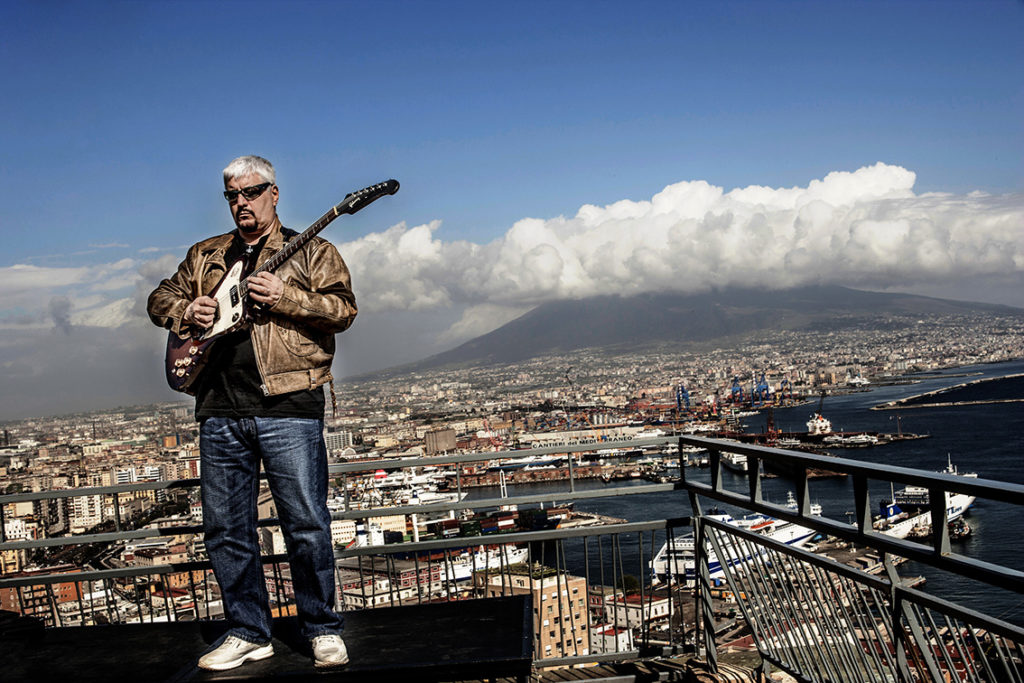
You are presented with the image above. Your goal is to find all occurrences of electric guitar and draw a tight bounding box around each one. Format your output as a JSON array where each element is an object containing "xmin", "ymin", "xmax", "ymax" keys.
[{"xmin": 164, "ymin": 179, "xmax": 399, "ymax": 393}]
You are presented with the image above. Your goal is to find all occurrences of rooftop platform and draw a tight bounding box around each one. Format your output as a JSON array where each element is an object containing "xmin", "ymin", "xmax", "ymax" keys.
[
  {"xmin": 3, "ymin": 596, "xmax": 533, "ymax": 682},
  {"xmin": 4, "ymin": 435, "xmax": 1023, "ymax": 682}
]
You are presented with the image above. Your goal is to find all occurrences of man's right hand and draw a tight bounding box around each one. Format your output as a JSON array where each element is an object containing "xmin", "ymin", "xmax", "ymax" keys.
[{"xmin": 184, "ymin": 296, "xmax": 218, "ymax": 329}]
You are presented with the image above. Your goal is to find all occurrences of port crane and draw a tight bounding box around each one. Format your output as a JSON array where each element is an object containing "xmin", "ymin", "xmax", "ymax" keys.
[
  {"xmin": 675, "ymin": 384, "xmax": 691, "ymax": 412},
  {"xmin": 778, "ymin": 377, "xmax": 794, "ymax": 404},
  {"xmin": 751, "ymin": 371, "xmax": 770, "ymax": 407},
  {"xmin": 730, "ymin": 376, "xmax": 744, "ymax": 405}
]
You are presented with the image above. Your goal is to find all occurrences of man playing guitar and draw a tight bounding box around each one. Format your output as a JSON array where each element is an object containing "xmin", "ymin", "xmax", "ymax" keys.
[{"xmin": 147, "ymin": 155, "xmax": 355, "ymax": 671}]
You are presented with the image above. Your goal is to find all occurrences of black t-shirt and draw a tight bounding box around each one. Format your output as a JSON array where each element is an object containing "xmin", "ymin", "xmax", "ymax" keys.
[{"xmin": 194, "ymin": 231, "xmax": 325, "ymax": 420}]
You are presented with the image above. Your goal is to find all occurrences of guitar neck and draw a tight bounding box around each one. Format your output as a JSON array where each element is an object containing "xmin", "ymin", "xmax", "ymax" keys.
[
  {"xmin": 247, "ymin": 179, "xmax": 398, "ymax": 281},
  {"xmin": 250, "ymin": 207, "xmax": 339, "ymax": 278}
]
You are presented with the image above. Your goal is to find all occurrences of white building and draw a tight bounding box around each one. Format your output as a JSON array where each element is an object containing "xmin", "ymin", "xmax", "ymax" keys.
[
  {"xmin": 2, "ymin": 516, "xmax": 35, "ymax": 541},
  {"xmin": 330, "ymin": 519, "xmax": 357, "ymax": 547},
  {"xmin": 69, "ymin": 494, "xmax": 104, "ymax": 533},
  {"xmin": 590, "ymin": 623, "xmax": 635, "ymax": 653},
  {"xmin": 605, "ymin": 591, "xmax": 671, "ymax": 628},
  {"xmin": 325, "ymin": 430, "xmax": 354, "ymax": 451}
]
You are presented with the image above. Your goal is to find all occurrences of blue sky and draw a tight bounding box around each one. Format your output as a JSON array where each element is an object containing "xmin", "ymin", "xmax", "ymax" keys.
[{"xmin": 1, "ymin": 0, "xmax": 1022, "ymax": 418}]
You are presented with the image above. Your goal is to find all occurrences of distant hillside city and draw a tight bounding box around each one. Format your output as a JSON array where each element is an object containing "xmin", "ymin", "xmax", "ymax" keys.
[
  {"xmin": 3, "ymin": 302, "xmax": 1021, "ymax": 531},
  {"xmin": 1, "ymin": 299, "xmax": 1022, "ymax": 658}
]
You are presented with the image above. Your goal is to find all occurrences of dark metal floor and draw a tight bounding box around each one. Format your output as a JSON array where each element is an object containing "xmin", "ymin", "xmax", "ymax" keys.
[{"xmin": 3, "ymin": 596, "xmax": 533, "ymax": 682}]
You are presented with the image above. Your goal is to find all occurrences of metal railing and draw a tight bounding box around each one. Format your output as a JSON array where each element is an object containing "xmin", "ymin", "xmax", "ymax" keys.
[
  {"xmin": 685, "ymin": 436, "xmax": 1024, "ymax": 682},
  {"xmin": 2, "ymin": 435, "xmax": 1022, "ymax": 681}
]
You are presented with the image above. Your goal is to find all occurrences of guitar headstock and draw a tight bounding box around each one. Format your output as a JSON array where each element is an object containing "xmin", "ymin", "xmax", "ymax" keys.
[{"xmin": 339, "ymin": 179, "xmax": 400, "ymax": 215}]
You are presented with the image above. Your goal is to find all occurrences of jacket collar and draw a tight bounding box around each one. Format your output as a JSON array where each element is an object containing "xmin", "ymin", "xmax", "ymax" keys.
[{"xmin": 197, "ymin": 218, "xmax": 287, "ymax": 267}]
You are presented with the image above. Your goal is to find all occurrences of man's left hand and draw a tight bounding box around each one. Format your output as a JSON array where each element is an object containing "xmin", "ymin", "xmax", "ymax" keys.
[{"xmin": 248, "ymin": 272, "xmax": 284, "ymax": 307}]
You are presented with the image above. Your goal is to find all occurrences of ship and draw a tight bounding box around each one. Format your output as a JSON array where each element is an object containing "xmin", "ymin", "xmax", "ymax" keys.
[
  {"xmin": 874, "ymin": 491, "xmax": 975, "ymax": 540},
  {"xmin": 443, "ymin": 545, "xmax": 530, "ymax": 582},
  {"xmin": 720, "ymin": 452, "xmax": 749, "ymax": 473},
  {"xmin": 650, "ymin": 494, "xmax": 821, "ymax": 585},
  {"xmin": 823, "ymin": 432, "xmax": 879, "ymax": 446},
  {"xmin": 345, "ymin": 525, "xmax": 529, "ymax": 583},
  {"xmin": 806, "ymin": 412, "xmax": 833, "ymax": 435},
  {"xmin": 892, "ymin": 456, "xmax": 977, "ymax": 510}
]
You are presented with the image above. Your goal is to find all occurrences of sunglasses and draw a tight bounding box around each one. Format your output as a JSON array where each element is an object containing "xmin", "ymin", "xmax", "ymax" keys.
[{"xmin": 223, "ymin": 182, "xmax": 273, "ymax": 202}]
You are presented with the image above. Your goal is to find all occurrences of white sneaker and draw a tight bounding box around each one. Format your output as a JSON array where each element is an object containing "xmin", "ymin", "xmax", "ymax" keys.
[
  {"xmin": 312, "ymin": 634, "xmax": 349, "ymax": 668},
  {"xmin": 198, "ymin": 635, "xmax": 274, "ymax": 671}
]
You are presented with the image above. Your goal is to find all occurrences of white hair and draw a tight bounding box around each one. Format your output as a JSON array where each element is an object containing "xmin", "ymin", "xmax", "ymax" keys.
[{"xmin": 222, "ymin": 155, "xmax": 276, "ymax": 185}]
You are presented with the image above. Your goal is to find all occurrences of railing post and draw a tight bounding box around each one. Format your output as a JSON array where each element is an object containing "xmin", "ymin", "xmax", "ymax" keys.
[
  {"xmin": 113, "ymin": 492, "xmax": 122, "ymax": 532},
  {"xmin": 852, "ymin": 474, "xmax": 871, "ymax": 535},
  {"xmin": 708, "ymin": 449, "xmax": 721, "ymax": 493},
  {"xmin": 928, "ymin": 485, "xmax": 951, "ymax": 557},
  {"xmin": 637, "ymin": 530, "xmax": 647, "ymax": 648},
  {"xmin": 689, "ymin": 491, "xmax": 717, "ymax": 672},
  {"xmin": 884, "ymin": 554, "xmax": 921, "ymax": 683},
  {"xmin": 795, "ymin": 464, "xmax": 809, "ymax": 517},
  {"xmin": 747, "ymin": 455, "xmax": 762, "ymax": 504}
]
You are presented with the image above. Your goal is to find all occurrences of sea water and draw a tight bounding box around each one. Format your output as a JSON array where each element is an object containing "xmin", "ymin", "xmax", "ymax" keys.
[{"xmin": 471, "ymin": 359, "xmax": 1024, "ymax": 627}]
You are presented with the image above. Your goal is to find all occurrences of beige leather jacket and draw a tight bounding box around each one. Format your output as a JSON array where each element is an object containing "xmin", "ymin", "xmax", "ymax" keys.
[{"xmin": 147, "ymin": 224, "xmax": 357, "ymax": 396}]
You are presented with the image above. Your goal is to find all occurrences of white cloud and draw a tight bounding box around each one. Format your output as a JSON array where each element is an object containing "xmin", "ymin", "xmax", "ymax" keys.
[
  {"xmin": 0, "ymin": 264, "xmax": 92, "ymax": 294},
  {"xmin": 0, "ymin": 258, "xmax": 145, "ymax": 330},
  {"xmin": 338, "ymin": 162, "xmax": 1024, "ymax": 318},
  {"xmin": 1, "ymin": 162, "xmax": 1022, "ymax": 418},
  {"xmin": 72, "ymin": 297, "xmax": 135, "ymax": 328},
  {"xmin": 436, "ymin": 303, "xmax": 532, "ymax": 345},
  {"xmin": 2, "ymin": 162, "xmax": 1022, "ymax": 349}
]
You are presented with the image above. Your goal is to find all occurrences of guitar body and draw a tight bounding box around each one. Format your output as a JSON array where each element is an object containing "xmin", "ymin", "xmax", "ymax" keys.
[
  {"xmin": 165, "ymin": 331, "xmax": 217, "ymax": 394},
  {"xmin": 202, "ymin": 259, "xmax": 249, "ymax": 340},
  {"xmin": 163, "ymin": 259, "xmax": 249, "ymax": 394},
  {"xmin": 162, "ymin": 178, "xmax": 399, "ymax": 393}
]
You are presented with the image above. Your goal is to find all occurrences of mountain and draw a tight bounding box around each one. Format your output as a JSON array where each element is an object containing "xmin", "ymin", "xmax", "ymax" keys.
[{"xmin": 396, "ymin": 285, "xmax": 1024, "ymax": 372}]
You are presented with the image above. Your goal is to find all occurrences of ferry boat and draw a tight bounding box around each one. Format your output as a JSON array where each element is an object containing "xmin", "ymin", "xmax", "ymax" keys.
[
  {"xmin": 443, "ymin": 545, "xmax": 530, "ymax": 582},
  {"xmin": 487, "ymin": 456, "xmax": 566, "ymax": 472},
  {"xmin": 823, "ymin": 433, "xmax": 879, "ymax": 446},
  {"xmin": 875, "ymin": 490, "xmax": 975, "ymax": 540},
  {"xmin": 720, "ymin": 452, "xmax": 748, "ymax": 473},
  {"xmin": 893, "ymin": 456, "xmax": 977, "ymax": 510},
  {"xmin": 346, "ymin": 526, "xmax": 529, "ymax": 582},
  {"xmin": 650, "ymin": 503, "xmax": 820, "ymax": 585}
]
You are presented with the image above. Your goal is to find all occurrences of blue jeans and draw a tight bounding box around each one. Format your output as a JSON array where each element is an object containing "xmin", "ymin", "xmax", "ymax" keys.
[{"xmin": 200, "ymin": 416, "xmax": 343, "ymax": 643}]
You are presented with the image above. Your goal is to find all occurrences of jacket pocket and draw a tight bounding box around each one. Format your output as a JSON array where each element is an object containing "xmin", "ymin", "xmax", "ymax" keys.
[{"xmin": 274, "ymin": 319, "xmax": 320, "ymax": 358}]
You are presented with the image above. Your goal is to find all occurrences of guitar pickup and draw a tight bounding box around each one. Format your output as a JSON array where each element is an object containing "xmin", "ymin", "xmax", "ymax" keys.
[{"xmin": 229, "ymin": 286, "xmax": 240, "ymax": 307}]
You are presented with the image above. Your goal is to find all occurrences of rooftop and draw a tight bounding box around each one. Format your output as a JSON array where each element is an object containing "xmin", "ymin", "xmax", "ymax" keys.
[{"xmin": 3, "ymin": 434, "xmax": 1023, "ymax": 682}]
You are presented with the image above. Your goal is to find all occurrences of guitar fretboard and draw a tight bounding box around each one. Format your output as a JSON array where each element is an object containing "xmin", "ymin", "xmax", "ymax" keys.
[{"xmin": 242, "ymin": 180, "xmax": 397, "ymax": 290}]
